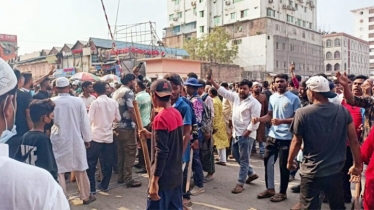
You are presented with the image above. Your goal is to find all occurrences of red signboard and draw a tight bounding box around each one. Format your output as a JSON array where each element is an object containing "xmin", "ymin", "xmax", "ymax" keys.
[{"xmin": 0, "ymin": 34, "xmax": 18, "ymax": 61}]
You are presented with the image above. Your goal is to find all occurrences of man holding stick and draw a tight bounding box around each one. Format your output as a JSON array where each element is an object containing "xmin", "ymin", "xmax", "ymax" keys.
[{"xmin": 140, "ymin": 79, "xmax": 184, "ymax": 209}]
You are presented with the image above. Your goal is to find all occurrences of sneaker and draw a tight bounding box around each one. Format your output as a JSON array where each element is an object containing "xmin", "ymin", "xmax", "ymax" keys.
[
  {"xmin": 98, "ymin": 183, "xmax": 109, "ymax": 192},
  {"xmin": 190, "ymin": 186, "xmax": 205, "ymax": 196}
]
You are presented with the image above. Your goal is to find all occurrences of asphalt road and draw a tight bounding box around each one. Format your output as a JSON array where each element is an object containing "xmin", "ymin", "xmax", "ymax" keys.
[{"xmin": 67, "ymin": 153, "xmax": 356, "ymax": 210}]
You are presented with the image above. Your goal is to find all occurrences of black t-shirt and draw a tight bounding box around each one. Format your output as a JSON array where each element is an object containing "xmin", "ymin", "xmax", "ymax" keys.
[
  {"xmin": 19, "ymin": 131, "xmax": 58, "ymax": 181},
  {"xmin": 33, "ymin": 90, "xmax": 50, "ymax": 100},
  {"xmin": 15, "ymin": 90, "xmax": 32, "ymax": 136}
]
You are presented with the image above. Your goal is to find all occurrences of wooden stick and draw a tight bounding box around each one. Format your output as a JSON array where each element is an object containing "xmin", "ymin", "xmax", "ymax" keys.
[
  {"xmin": 133, "ymin": 101, "xmax": 151, "ymax": 178},
  {"xmin": 185, "ymin": 148, "xmax": 194, "ymax": 192}
]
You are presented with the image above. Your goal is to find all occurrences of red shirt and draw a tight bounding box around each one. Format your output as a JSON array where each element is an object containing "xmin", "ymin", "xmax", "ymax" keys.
[
  {"xmin": 362, "ymin": 129, "xmax": 374, "ymax": 210},
  {"xmin": 342, "ymin": 100, "xmax": 362, "ymax": 145}
]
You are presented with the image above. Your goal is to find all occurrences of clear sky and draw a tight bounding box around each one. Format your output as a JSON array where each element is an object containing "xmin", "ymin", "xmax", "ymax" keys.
[{"xmin": 1, "ymin": 0, "xmax": 373, "ymax": 55}]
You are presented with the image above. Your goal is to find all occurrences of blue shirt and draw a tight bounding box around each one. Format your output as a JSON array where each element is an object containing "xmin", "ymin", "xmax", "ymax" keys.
[
  {"xmin": 173, "ymin": 97, "xmax": 193, "ymax": 163},
  {"xmin": 268, "ymin": 91, "xmax": 301, "ymax": 140}
]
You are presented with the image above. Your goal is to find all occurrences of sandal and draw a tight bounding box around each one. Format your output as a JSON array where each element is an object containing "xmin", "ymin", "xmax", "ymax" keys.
[
  {"xmin": 183, "ymin": 199, "xmax": 193, "ymax": 207},
  {"xmin": 215, "ymin": 162, "xmax": 227, "ymax": 166},
  {"xmin": 126, "ymin": 180, "xmax": 142, "ymax": 188},
  {"xmin": 270, "ymin": 193, "xmax": 287, "ymax": 202},
  {"xmin": 257, "ymin": 190, "xmax": 275, "ymax": 199},
  {"xmin": 231, "ymin": 184, "xmax": 244, "ymax": 194}
]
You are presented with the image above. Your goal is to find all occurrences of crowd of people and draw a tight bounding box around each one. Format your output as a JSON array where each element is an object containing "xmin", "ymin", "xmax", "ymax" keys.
[{"xmin": 0, "ymin": 56, "xmax": 373, "ymax": 210}]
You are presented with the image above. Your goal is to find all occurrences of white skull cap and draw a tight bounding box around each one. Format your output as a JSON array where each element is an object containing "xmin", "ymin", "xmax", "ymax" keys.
[{"xmin": 0, "ymin": 58, "xmax": 17, "ymax": 97}]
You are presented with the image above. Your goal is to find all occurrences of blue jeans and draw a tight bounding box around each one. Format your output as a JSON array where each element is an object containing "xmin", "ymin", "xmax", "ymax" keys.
[
  {"xmin": 146, "ymin": 185, "xmax": 183, "ymax": 210},
  {"xmin": 252, "ymin": 141, "xmax": 265, "ymax": 155},
  {"xmin": 232, "ymin": 136, "xmax": 256, "ymax": 185},
  {"xmin": 192, "ymin": 148, "xmax": 204, "ymax": 188}
]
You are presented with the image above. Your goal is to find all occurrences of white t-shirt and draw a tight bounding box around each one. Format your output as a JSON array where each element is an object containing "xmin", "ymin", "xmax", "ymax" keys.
[{"xmin": 0, "ymin": 156, "xmax": 70, "ymax": 210}]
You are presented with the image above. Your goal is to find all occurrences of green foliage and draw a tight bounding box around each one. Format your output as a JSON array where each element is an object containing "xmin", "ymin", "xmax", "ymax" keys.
[{"xmin": 183, "ymin": 27, "xmax": 238, "ymax": 64}]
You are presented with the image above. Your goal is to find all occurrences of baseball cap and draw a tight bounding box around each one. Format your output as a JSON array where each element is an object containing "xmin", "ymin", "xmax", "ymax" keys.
[
  {"xmin": 0, "ymin": 58, "xmax": 17, "ymax": 97},
  {"xmin": 306, "ymin": 76, "xmax": 337, "ymax": 98},
  {"xmin": 55, "ymin": 77, "xmax": 70, "ymax": 88},
  {"xmin": 150, "ymin": 79, "xmax": 172, "ymax": 97}
]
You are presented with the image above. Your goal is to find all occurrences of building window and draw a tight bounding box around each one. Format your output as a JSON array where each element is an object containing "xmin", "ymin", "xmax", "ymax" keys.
[
  {"xmin": 193, "ymin": 8, "xmax": 197, "ymax": 15},
  {"xmin": 276, "ymin": 42, "xmax": 279, "ymax": 50},
  {"xmin": 326, "ymin": 52, "xmax": 332, "ymax": 60},
  {"xmin": 302, "ymin": 32, "xmax": 305, "ymax": 38},
  {"xmin": 326, "ymin": 39, "xmax": 332, "ymax": 47},
  {"xmin": 240, "ymin": 10, "xmax": 248, "ymax": 18},
  {"xmin": 213, "ymin": 16, "xmax": 221, "ymax": 26},
  {"xmin": 370, "ymin": 9, "xmax": 374, "ymax": 14},
  {"xmin": 199, "ymin": 26, "xmax": 205, "ymax": 33},
  {"xmin": 334, "ymin": 63, "xmax": 340, "ymax": 71},
  {"xmin": 289, "ymin": 0, "xmax": 293, "ymax": 6},
  {"xmin": 370, "ymin": 17, "xmax": 374, "ymax": 22},
  {"xmin": 326, "ymin": 64, "xmax": 332, "ymax": 71},
  {"xmin": 267, "ymin": 8, "xmax": 275, "ymax": 17},
  {"xmin": 334, "ymin": 51, "xmax": 341, "ymax": 59},
  {"xmin": 234, "ymin": 0, "xmax": 244, "ymax": 2},
  {"xmin": 284, "ymin": 61, "xmax": 287, "ymax": 68},
  {"xmin": 290, "ymin": 44, "xmax": 295, "ymax": 51},
  {"xmin": 369, "ymin": 33, "xmax": 374, "ymax": 38},
  {"xmin": 175, "ymin": 0, "xmax": 180, "ymax": 5},
  {"xmin": 230, "ymin": 12, "xmax": 236, "ymax": 19},
  {"xmin": 169, "ymin": 14, "xmax": 174, "ymax": 21},
  {"xmin": 344, "ymin": 63, "xmax": 347, "ymax": 70},
  {"xmin": 177, "ymin": 12, "xmax": 182, "ymax": 18},
  {"xmin": 282, "ymin": 43, "xmax": 286, "ymax": 50},
  {"xmin": 304, "ymin": 7, "xmax": 307, "ymax": 12},
  {"xmin": 369, "ymin": 25, "xmax": 374, "ymax": 30},
  {"xmin": 334, "ymin": 38, "xmax": 341, "ymax": 46},
  {"xmin": 232, "ymin": 39, "xmax": 242, "ymax": 45},
  {"xmin": 199, "ymin": 0, "xmax": 203, "ymax": 3},
  {"xmin": 309, "ymin": 23, "xmax": 313, "ymax": 29},
  {"xmin": 276, "ymin": 61, "xmax": 279, "ymax": 68},
  {"xmin": 287, "ymin": 15, "xmax": 293, "ymax": 23},
  {"xmin": 275, "ymin": 24, "xmax": 279, "ymax": 31},
  {"xmin": 295, "ymin": 3, "xmax": 298, "ymax": 10},
  {"xmin": 199, "ymin": 11, "xmax": 204, "ymax": 17},
  {"xmin": 303, "ymin": 21, "xmax": 306, "ymax": 27}
]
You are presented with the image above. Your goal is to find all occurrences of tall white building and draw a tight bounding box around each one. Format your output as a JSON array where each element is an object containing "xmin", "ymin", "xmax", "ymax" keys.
[
  {"xmin": 322, "ymin": 33, "xmax": 369, "ymax": 76},
  {"xmin": 351, "ymin": 6, "xmax": 374, "ymax": 73},
  {"xmin": 163, "ymin": 0, "xmax": 324, "ymax": 79}
]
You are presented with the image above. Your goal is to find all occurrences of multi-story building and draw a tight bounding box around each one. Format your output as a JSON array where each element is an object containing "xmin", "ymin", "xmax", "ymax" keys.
[
  {"xmin": 351, "ymin": 6, "xmax": 374, "ymax": 74},
  {"xmin": 163, "ymin": 0, "xmax": 324, "ymax": 79},
  {"xmin": 322, "ymin": 33, "xmax": 369, "ymax": 76}
]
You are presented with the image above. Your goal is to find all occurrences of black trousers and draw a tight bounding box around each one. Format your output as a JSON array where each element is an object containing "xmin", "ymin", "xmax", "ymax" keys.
[
  {"xmin": 341, "ymin": 147, "xmax": 353, "ymax": 202},
  {"xmin": 86, "ymin": 141, "xmax": 115, "ymax": 194},
  {"xmin": 263, "ymin": 138, "xmax": 291, "ymax": 194},
  {"xmin": 300, "ymin": 173, "xmax": 345, "ymax": 210}
]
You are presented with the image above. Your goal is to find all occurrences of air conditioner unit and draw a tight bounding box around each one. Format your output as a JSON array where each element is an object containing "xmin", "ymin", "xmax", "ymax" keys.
[
  {"xmin": 191, "ymin": 1, "xmax": 196, "ymax": 7},
  {"xmin": 213, "ymin": 0, "xmax": 217, "ymax": 3},
  {"xmin": 225, "ymin": 0, "xmax": 231, "ymax": 6},
  {"xmin": 237, "ymin": 26, "xmax": 243, "ymax": 32},
  {"xmin": 269, "ymin": 0, "xmax": 273, "ymax": 3},
  {"xmin": 170, "ymin": 23, "xmax": 174, "ymax": 27},
  {"xmin": 287, "ymin": 5, "xmax": 292, "ymax": 9},
  {"xmin": 282, "ymin": 4, "xmax": 287, "ymax": 9},
  {"xmin": 310, "ymin": 2, "xmax": 315, "ymax": 8},
  {"xmin": 173, "ymin": 17, "xmax": 178, "ymax": 21}
]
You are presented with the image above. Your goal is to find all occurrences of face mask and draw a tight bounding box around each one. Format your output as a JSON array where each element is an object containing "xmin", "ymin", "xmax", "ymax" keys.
[
  {"xmin": 0, "ymin": 96, "xmax": 17, "ymax": 144},
  {"xmin": 30, "ymin": 90, "xmax": 35, "ymax": 96}
]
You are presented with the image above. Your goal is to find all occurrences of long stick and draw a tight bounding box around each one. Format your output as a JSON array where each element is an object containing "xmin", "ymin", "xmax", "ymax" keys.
[
  {"xmin": 186, "ymin": 148, "xmax": 194, "ymax": 192},
  {"xmin": 133, "ymin": 101, "xmax": 151, "ymax": 178}
]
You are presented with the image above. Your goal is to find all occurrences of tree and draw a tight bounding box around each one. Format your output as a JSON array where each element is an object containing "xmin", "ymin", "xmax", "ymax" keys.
[{"xmin": 183, "ymin": 27, "xmax": 238, "ymax": 64}]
